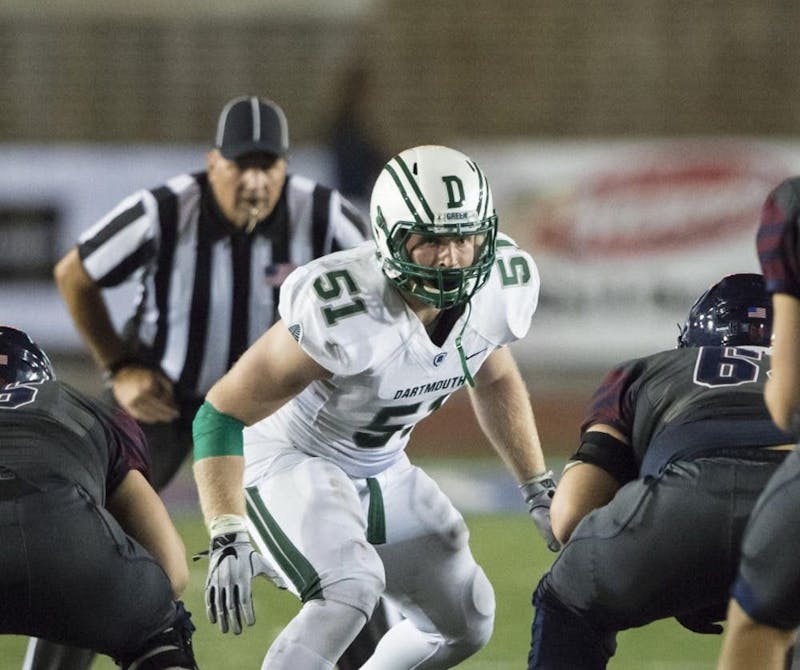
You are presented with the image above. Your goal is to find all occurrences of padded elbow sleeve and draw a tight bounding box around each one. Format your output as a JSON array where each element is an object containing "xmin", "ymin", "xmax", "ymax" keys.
[
  {"xmin": 568, "ymin": 431, "xmax": 638, "ymax": 485},
  {"xmin": 192, "ymin": 401, "xmax": 244, "ymax": 461}
]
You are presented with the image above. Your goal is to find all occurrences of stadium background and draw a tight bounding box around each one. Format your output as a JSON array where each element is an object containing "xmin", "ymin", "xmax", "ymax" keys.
[{"xmin": 0, "ymin": 1, "xmax": 797, "ymax": 667}]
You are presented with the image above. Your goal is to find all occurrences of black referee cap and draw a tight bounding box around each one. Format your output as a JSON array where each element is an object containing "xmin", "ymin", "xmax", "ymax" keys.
[{"xmin": 215, "ymin": 96, "xmax": 289, "ymax": 160}]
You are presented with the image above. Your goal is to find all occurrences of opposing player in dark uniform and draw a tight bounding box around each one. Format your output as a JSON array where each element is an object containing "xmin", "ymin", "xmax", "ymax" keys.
[
  {"xmin": 0, "ymin": 326, "xmax": 198, "ymax": 669},
  {"xmin": 717, "ymin": 178, "xmax": 800, "ymax": 669},
  {"xmin": 526, "ymin": 273, "xmax": 795, "ymax": 670}
]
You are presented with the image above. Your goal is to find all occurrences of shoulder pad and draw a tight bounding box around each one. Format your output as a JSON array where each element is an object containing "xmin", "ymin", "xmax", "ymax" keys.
[
  {"xmin": 471, "ymin": 234, "xmax": 540, "ymax": 344},
  {"xmin": 279, "ymin": 247, "xmax": 404, "ymax": 375}
]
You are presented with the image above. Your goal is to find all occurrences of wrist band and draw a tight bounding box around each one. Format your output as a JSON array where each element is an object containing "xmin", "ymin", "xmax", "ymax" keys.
[
  {"xmin": 519, "ymin": 470, "xmax": 554, "ymax": 488},
  {"xmin": 209, "ymin": 514, "xmax": 248, "ymax": 537},
  {"xmin": 519, "ymin": 470, "xmax": 554, "ymax": 502}
]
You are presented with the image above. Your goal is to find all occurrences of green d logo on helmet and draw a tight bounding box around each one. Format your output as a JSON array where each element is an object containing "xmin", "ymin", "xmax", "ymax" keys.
[
  {"xmin": 442, "ymin": 175, "xmax": 466, "ymax": 208},
  {"xmin": 369, "ymin": 145, "xmax": 498, "ymax": 309}
]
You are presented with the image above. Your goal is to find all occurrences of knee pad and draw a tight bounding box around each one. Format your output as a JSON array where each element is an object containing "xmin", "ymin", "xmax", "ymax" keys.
[
  {"xmin": 529, "ymin": 578, "xmax": 616, "ymax": 670},
  {"xmin": 468, "ymin": 565, "xmax": 495, "ymax": 621},
  {"xmin": 414, "ymin": 567, "xmax": 494, "ymax": 667},
  {"xmin": 118, "ymin": 601, "xmax": 198, "ymax": 670},
  {"xmin": 323, "ymin": 539, "xmax": 386, "ymax": 619},
  {"xmin": 458, "ymin": 565, "xmax": 495, "ymax": 654}
]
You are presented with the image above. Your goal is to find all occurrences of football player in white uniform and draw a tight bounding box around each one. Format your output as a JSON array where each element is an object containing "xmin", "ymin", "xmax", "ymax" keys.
[{"xmin": 192, "ymin": 145, "xmax": 557, "ymax": 669}]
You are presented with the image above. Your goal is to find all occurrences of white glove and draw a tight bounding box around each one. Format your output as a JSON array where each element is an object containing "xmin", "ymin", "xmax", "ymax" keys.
[
  {"xmin": 201, "ymin": 515, "xmax": 286, "ymax": 635},
  {"xmin": 520, "ymin": 471, "xmax": 560, "ymax": 552}
]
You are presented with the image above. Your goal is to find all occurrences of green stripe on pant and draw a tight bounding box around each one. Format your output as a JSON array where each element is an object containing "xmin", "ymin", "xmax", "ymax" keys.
[{"xmin": 245, "ymin": 485, "xmax": 323, "ymax": 602}]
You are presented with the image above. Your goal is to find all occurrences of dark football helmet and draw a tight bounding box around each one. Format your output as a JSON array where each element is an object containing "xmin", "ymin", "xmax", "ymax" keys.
[
  {"xmin": 0, "ymin": 326, "xmax": 55, "ymax": 385},
  {"xmin": 677, "ymin": 273, "xmax": 772, "ymax": 348}
]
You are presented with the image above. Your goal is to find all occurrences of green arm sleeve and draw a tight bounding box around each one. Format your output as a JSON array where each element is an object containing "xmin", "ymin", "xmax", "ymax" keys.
[{"xmin": 192, "ymin": 400, "xmax": 245, "ymax": 461}]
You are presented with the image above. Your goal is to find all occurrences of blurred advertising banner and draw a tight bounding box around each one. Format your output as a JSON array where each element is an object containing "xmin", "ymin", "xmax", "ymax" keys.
[
  {"xmin": 0, "ymin": 139, "xmax": 796, "ymax": 368},
  {"xmin": 465, "ymin": 139, "xmax": 795, "ymax": 368}
]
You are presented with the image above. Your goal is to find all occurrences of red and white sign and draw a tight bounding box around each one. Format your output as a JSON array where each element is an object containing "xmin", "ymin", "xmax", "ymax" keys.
[
  {"xmin": 527, "ymin": 143, "xmax": 786, "ymax": 258},
  {"xmin": 465, "ymin": 139, "xmax": 796, "ymax": 365}
]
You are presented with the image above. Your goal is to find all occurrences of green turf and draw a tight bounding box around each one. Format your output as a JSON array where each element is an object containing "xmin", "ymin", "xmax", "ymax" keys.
[{"xmin": 0, "ymin": 512, "xmax": 723, "ymax": 669}]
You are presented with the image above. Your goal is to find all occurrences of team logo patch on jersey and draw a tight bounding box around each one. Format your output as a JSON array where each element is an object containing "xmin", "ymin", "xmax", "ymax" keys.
[
  {"xmin": 433, "ymin": 352, "xmax": 447, "ymax": 367},
  {"xmin": 288, "ymin": 323, "xmax": 302, "ymax": 343}
]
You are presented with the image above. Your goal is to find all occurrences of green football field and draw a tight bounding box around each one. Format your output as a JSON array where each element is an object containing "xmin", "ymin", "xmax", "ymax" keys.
[{"xmin": 0, "ymin": 511, "xmax": 723, "ymax": 669}]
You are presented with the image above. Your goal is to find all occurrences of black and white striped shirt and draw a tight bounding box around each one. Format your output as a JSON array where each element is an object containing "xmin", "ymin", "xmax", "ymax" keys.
[{"xmin": 78, "ymin": 171, "xmax": 368, "ymax": 400}]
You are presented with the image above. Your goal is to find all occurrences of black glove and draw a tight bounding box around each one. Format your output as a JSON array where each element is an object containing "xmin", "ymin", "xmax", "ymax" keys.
[{"xmin": 520, "ymin": 471, "xmax": 560, "ymax": 552}]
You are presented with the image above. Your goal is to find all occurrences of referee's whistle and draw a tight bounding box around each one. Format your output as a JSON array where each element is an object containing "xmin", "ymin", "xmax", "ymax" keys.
[{"xmin": 246, "ymin": 205, "xmax": 261, "ymax": 233}]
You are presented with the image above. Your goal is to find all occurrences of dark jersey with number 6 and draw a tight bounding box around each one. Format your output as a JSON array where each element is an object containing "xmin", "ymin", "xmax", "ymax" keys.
[
  {"xmin": 0, "ymin": 380, "xmax": 150, "ymax": 504},
  {"xmin": 583, "ymin": 346, "xmax": 794, "ymax": 479}
]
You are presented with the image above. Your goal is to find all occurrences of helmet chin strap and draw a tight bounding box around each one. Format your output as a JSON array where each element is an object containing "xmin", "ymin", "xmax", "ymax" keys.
[
  {"xmin": 402, "ymin": 271, "xmax": 477, "ymax": 386},
  {"xmin": 455, "ymin": 301, "xmax": 476, "ymax": 387}
]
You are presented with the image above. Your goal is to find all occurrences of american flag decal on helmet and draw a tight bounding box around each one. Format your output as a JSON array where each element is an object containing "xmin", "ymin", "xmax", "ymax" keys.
[{"xmin": 748, "ymin": 306, "xmax": 767, "ymax": 318}]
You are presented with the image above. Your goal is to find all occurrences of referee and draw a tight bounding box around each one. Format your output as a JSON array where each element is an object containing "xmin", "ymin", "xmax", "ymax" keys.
[
  {"xmin": 55, "ymin": 95, "xmax": 368, "ymax": 490},
  {"xmin": 46, "ymin": 95, "xmax": 381, "ymax": 670}
]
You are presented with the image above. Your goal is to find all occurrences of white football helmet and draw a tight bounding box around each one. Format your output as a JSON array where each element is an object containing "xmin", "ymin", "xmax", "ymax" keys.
[{"xmin": 369, "ymin": 145, "xmax": 498, "ymax": 309}]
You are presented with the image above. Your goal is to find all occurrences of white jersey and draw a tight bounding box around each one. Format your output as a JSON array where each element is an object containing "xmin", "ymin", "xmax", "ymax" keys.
[{"xmin": 244, "ymin": 234, "xmax": 539, "ymax": 478}]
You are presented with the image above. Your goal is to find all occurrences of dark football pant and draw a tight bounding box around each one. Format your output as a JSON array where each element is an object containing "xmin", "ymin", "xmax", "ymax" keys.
[
  {"xmin": 22, "ymin": 391, "xmax": 199, "ymax": 670},
  {"xmin": 528, "ymin": 453, "xmax": 785, "ymax": 670},
  {"xmin": 0, "ymin": 481, "xmax": 177, "ymax": 662},
  {"xmin": 731, "ymin": 447, "xmax": 800, "ymax": 629}
]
